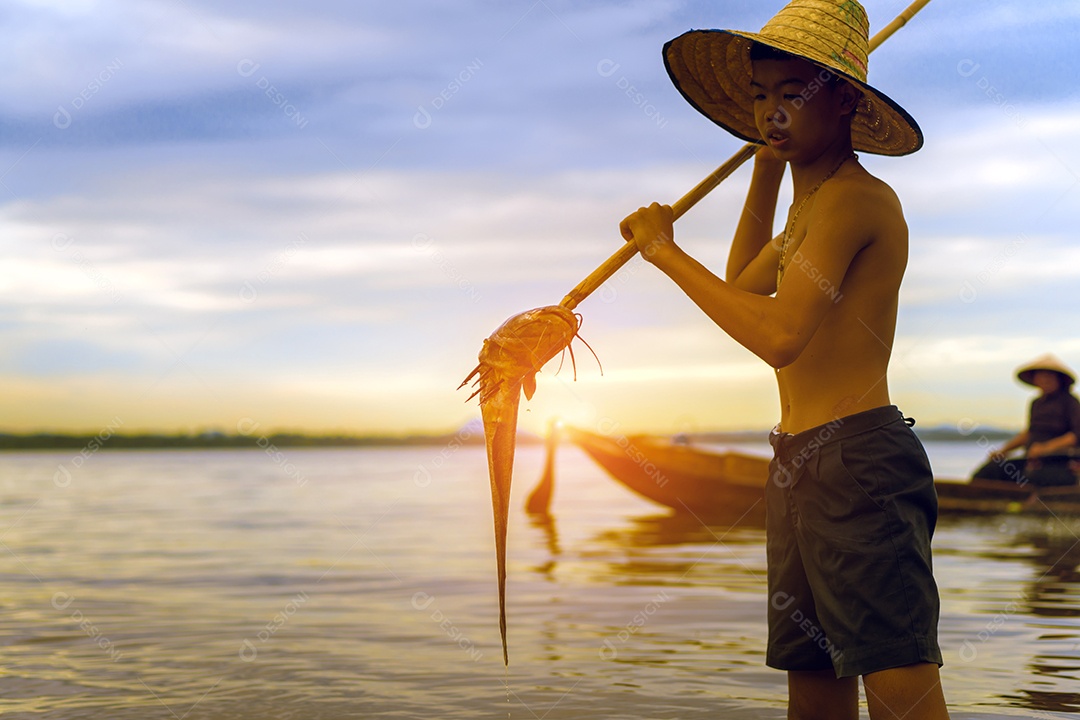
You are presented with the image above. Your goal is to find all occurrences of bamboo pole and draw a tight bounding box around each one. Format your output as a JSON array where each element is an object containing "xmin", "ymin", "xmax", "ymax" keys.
[
  {"xmin": 868, "ymin": 0, "xmax": 932, "ymax": 52},
  {"xmin": 559, "ymin": 0, "xmax": 932, "ymax": 312},
  {"xmin": 559, "ymin": 143, "xmax": 757, "ymax": 310}
]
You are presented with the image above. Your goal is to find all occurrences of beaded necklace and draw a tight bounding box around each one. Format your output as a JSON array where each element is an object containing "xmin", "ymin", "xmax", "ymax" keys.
[{"xmin": 776, "ymin": 153, "xmax": 857, "ymax": 287}]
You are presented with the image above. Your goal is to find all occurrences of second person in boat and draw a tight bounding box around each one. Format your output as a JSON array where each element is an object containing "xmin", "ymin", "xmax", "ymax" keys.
[{"xmin": 971, "ymin": 353, "xmax": 1080, "ymax": 488}]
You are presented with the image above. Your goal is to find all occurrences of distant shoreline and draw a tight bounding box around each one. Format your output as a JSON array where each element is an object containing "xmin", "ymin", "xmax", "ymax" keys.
[
  {"xmin": 0, "ymin": 432, "xmax": 496, "ymax": 452},
  {"xmin": 0, "ymin": 425, "xmax": 1015, "ymax": 451}
]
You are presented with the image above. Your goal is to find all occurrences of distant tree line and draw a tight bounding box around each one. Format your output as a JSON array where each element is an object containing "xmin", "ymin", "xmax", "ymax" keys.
[
  {"xmin": 0, "ymin": 432, "xmax": 498, "ymax": 451},
  {"xmin": 0, "ymin": 424, "xmax": 1010, "ymax": 451}
]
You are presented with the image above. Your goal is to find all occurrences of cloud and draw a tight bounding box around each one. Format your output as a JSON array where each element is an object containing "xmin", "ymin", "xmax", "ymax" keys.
[
  {"xmin": 1, "ymin": 90, "xmax": 1075, "ymax": 428},
  {"xmin": 0, "ymin": 0, "xmax": 1076, "ymax": 433}
]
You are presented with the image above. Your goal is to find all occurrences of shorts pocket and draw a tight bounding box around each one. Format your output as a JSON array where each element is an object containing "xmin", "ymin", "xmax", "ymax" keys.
[{"xmin": 793, "ymin": 439, "xmax": 892, "ymax": 548}]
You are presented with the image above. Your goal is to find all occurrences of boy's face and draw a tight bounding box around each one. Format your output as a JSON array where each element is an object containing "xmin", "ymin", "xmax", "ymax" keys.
[{"xmin": 750, "ymin": 56, "xmax": 856, "ymax": 161}]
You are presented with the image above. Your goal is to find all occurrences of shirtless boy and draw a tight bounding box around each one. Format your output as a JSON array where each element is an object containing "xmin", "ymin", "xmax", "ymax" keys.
[{"xmin": 619, "ymin": 1, "xmax": 949, "ymax": 718}]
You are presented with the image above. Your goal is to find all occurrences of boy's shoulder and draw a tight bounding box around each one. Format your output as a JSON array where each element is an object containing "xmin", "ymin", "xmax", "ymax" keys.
[
  {"xmin": 816, "ymin": 167, "xmax": 904, "ymax": 226},
  {"xmin": 832, "ymin": 165, "xmax": 899, "ymax": 201},
  {"xmin": 804, "ymin": 166, "xmax": 907, "ymax": 265}
]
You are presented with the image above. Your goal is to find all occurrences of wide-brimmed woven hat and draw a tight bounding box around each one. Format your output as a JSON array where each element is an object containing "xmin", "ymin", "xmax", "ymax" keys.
[
  {"xmin": 1016, "ymin": 354, "xmax": 1076, "ymax": 388},
  {"xmin": 663, "ymin": 0, "xmax": 922, "ymax": 156}
]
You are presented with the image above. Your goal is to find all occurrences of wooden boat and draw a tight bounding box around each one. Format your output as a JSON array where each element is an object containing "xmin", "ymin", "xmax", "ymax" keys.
[
  {"xmin": 563, "ymin": 426, "xmax": 769, "ymax": 519},
  {"xmin": 934, "ymin": 477, "xmax": 1080, "ymax": 515},
  {"xmin": 564, "ymin": 425, "xmax": 1080, "ymax": 517}
]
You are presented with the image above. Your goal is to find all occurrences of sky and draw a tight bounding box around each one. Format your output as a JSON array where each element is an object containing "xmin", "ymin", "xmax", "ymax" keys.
[{"xmin": 0, "ymin": 0, "xmax": 1077, "ymax": 437}]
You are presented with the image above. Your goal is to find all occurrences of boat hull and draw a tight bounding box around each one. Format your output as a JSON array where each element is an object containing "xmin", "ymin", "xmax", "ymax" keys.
[
  {"xmin": 567, "ymin": 427, "xmax": 1080, "ymax": 517},
  {"xmin": 566, "ymin": 427, "xmax": 769, "ymax": 519}
]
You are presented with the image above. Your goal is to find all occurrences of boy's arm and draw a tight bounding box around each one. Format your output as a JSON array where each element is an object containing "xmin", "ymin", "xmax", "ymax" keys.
[
  {"xmin": 725, "ymin": 148, "xmax": 786, "ymax": 295},
  {"xmin": 621, "ymin": 183, "xmax": 874, "ymax": 369}
]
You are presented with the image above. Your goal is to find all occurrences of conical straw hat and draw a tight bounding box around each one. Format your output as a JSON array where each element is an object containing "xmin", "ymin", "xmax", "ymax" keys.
[
  {"xmin": 1016, "ymin": 353, "xmax": 1076, "ymax": 387},
  {"xmin": 663, "ymin": 0, "xmax": 922, "ymax": 156}
]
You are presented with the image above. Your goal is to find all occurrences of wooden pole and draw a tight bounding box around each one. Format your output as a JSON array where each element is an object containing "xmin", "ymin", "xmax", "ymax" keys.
[
  {"xmin": 868, "ymin": 0, "xmax": 932, "ymax": 52},
  {"xmin": 559, "ymin": 0, "xmax": 933, "ymax": 312},
  {"xmin": 559, "ymin": 143, "xmax": 757, "ymax": 310}
]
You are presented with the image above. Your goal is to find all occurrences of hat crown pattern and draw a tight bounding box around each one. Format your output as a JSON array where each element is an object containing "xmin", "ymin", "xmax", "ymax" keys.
[{"xmin": 754, "ymin": 0, "xmax": 869, "ymax": 83}]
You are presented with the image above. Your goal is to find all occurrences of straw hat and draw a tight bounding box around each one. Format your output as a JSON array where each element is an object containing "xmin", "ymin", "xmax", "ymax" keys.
[
  {"xmin": 663, "ymin": 0, "xmax": 923, "ymax": 156},
  {"xmin": 1016, "ymin": 353, "xmax": 1076, "ymax": 388}
]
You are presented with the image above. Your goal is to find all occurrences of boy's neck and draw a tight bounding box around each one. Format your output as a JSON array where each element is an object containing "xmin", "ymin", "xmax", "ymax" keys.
[{"xmin": 789, "ymin": 142, "xmax": 858, "ymax": 197}]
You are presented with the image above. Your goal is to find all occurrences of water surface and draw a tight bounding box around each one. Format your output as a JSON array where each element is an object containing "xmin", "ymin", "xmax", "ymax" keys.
[{"xmin": 0, "ymin": 441, "xmax": 1076, "ymax": 718}]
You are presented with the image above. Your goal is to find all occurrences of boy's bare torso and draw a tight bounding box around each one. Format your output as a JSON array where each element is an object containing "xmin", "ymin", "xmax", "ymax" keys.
[
  {"xmin": 620, "ymin": 56, "xmax": 912, "ymax": 437},
  {"xmin": 772, "ymin": 166, "xmax": 908, "ymax": 433}
]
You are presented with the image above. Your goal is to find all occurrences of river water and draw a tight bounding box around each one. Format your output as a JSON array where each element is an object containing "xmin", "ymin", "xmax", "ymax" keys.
[{"xmin": 0, "ymin": 441, "xmax": 1076, "ymax": 718}]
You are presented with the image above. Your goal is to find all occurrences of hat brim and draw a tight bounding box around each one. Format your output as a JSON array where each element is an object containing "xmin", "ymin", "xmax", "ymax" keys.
[
  {"xmin": 1017, "ymin": 369, "xmax": 1076, "ymax": 388},
  {"xmin": 663, "ymin": 30, "xmax": 923, "ymax": 157},
  {"xmin": 1015, "ymin": 354, "xmax": 1077, "ymax": 387}
]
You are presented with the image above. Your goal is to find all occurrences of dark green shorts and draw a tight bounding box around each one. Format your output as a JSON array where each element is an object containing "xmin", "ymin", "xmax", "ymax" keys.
[{"xmin": 765, "ymin": 405, "xmax": 943, "ymax": 678}]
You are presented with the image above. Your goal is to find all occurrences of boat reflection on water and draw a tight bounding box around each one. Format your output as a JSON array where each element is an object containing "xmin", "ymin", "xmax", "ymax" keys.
[
  {"xmin": 591, "ymin": 510, "xmax": 766, "ymax": 549},
  {"xmin": 526, "ymin": 511, "xmax": 561, "ymax": 577},
  {"xmin": 1007, "ymin": 524, "xmax": 1080, "ymax": 713},
  {"xmin": 1019, "ymin": 526, "xmax": 1080, "ymax": 593},
  {"xmin": 934, "ymin": 512, "xmax": 1080, "ymax": 713}
]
